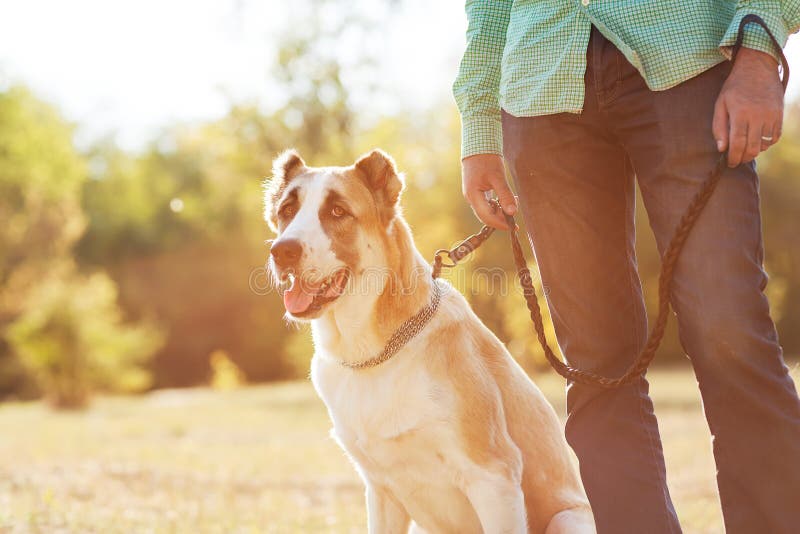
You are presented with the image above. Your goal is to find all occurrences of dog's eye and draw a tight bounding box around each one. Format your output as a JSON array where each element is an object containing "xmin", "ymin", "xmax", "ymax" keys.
[{"xmin": 331, "ymin": 205, "xmax": 347, "ymax": 218}]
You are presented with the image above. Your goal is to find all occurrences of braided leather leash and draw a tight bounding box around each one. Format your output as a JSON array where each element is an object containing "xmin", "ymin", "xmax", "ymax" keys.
[{"xmin": 433, "ymin": 15, "xmax": 788, "ymax": 388}]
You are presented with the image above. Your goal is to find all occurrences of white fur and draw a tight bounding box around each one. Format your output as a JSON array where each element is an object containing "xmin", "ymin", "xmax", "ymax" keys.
[{"xmin": 273, "ymin": 172, "xmax": 343, "ymax": 282}]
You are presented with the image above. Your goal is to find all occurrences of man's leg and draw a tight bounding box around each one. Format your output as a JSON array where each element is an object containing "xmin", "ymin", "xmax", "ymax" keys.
[
  {"xmin": 614, "ymin": 57, "xmax": 800, "ymax": 533},
  {"xmin": 502, "ymin": 81, "xmax": 681, "ymax": 534}
]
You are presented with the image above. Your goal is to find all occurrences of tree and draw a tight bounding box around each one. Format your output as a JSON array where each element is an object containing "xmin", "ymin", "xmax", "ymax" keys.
[
  {"xmin": 7, "ymin": 267, "xmax": 163, "ymax": 408},
  {"xmin": 0, "ymin": 86, "xmax": 87, "ymax": 397},
  {"xmin": 0, "ymin": 86, "xmax": 164, "ymax": 404}
]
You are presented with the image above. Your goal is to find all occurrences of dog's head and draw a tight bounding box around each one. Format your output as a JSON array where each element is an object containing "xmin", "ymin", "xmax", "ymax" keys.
[{"xmin": 264, "ymin": 148, "xmax": 405, "ymax": 321}]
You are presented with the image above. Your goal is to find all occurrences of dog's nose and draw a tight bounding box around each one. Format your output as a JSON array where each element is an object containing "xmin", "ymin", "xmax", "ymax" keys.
[{"xmin": 271, "ymin": 239, "xmax": 303, "ymax": 268}]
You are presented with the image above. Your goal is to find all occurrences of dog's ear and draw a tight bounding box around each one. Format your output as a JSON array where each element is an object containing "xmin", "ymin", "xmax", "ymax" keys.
[
  {"xmin": 354, "ymin": 149, "xmax": 405, "ymax": 222},
  {"xmin": 263, "ymin": 149, "xmax": 307, "ymax": 232}
]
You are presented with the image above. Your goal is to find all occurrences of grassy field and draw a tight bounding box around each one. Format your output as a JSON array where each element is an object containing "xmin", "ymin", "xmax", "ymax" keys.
[{"xmin": 1, "ymin": 364, "xmax": 797, "ymax": 533}]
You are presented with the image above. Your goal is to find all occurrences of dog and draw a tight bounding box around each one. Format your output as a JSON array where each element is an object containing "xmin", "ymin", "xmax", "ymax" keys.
[{"xmin": 264, "ymin": 148, "xmax": 595, "ymax": 533}]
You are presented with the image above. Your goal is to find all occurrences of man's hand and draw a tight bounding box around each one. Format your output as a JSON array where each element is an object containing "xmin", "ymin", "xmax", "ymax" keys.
[
  {"xmin": 462, "ymin": 154, "xmax": 517, "ymax": 230},
  {"xmin": 713, "ymin": 47, "xmax": 784, "ymax": 167}
]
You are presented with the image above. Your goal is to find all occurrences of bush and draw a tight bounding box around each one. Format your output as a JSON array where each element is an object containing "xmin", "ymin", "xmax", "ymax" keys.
[{"xmin": 6, "ymin": 267, "xmax": 163, "ymax": 409}]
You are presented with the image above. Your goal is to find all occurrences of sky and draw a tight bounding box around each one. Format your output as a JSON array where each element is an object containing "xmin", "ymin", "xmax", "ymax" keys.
[{"xmin": 1, "ymin": 0, "xmax": 799, "ymax": 151}]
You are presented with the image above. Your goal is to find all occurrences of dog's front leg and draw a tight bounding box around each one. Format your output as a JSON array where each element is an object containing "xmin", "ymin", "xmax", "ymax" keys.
[
  {"xmin": 463, "ymin": 470, "xmax": 527, "ymax": 534},
  {"xmin": 366, "ymin": 483, "xmax": 410, "ymax": 534}
]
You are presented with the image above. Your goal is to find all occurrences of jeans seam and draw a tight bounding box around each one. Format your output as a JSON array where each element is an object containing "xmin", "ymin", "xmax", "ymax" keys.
[
  {"xmin": 637, "ymin": 380, "xmax": 678, "ymax": 533},
  {"xmin": 622, "ymin": 156, "xmax": 644, "ymax": 362},
  {"xmin": 624, "ymin": 157, "xmax": 678, "ymax": 532}
]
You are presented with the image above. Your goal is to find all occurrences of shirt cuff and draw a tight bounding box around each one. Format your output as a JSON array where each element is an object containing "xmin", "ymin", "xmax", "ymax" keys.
[
  {"xmin": 719, "ymin": 6, "xmax": 788, "ymax": 62},
  {"xmin": 460, "ymin": 114, "xmax": 504, "ymax": 159}
]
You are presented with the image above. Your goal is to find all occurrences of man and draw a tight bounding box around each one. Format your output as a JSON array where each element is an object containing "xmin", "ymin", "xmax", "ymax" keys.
[{"xmin": 453, "ymin": 2, "xmax": 800, "ymax": 533}]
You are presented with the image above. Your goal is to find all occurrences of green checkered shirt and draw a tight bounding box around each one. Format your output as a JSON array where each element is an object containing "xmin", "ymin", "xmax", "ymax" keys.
[{"xmin": 453, "ymin": 0, "xmax": 800, "ymax": 158}]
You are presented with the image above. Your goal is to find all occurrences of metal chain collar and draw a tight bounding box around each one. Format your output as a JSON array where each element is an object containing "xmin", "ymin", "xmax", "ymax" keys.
[{"xmin": 340, "ymin": 279, "xmax": 444, "ymax": 370}]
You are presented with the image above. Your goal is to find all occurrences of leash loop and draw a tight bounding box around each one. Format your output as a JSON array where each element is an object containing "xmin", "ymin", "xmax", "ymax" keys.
[{"xmin": 733, "ymin": 14, "xmax": 790, "ymax": 91}]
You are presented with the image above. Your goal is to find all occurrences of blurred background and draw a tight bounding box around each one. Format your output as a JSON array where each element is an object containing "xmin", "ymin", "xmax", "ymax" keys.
[{"xmin": 0, "ymin": 0, "xmax": 798, "ymax": 532}]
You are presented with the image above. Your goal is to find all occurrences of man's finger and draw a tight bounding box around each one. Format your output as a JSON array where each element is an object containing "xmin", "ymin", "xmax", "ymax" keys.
[
  {"xmin": 761, "ymin": 122, "xmax": 776, "ymax": 152},
  {"xmin": 712, "ymin": 96, "xmax": 729, "ymax": 152},
  {"xmin": 768, "ymin": 118, "xmax": 782, "ymax": 146},
  {"xmin": 728, "ymin": 118, "xmax": 748, "ymax": 167},
  {"xmin": 466, "ymin": 189, "xmax": 508, "ymax": 230},
  {"xmin": 488, "ymin": 174, "xmax": 518, "ymax": 216},
  {"xmin": 743, "ymin": 118, "xmax": 763, "ymax": 163}
]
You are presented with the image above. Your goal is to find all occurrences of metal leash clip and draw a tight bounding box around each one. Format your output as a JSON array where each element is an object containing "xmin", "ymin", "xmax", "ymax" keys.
[{"xmin": 432, "ymin": 199, "xmax": 500, "ymax": 278}]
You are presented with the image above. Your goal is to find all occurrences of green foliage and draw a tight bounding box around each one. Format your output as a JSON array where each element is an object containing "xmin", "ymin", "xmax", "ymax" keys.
[
  {"xmin": 0, "ymin": 86, "xmax": 85, "ymax": 201},
  {"xmin": 0, "ymin": 86, "xmax": 86, "ymax": 307},
  {"xmin": 0, "ymin": 86, "xmax": 89, "ymax": 399},
  {"xmin": 78, "ymin": 106, "xmax": 286, "ymax": 263},
  {"xmin": 6, "ymin": 267, "xmax": 163, "ymax": 408},
  {"xmin": 0, "ymin": 86, "xmax": 166, "ymax": 406}
]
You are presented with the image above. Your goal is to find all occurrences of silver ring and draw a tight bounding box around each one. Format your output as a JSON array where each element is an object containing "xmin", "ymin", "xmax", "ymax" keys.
[{"xmin": 761, "ymin": 135, "xmax": 774, "ymax": 142}]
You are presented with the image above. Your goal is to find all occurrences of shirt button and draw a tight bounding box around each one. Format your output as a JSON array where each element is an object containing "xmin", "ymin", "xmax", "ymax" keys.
[{"xmin": 581, "ymin": 0, "xmax": 590, "ymax": 5}]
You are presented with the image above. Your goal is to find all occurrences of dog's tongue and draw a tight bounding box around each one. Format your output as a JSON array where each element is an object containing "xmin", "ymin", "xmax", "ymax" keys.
[
  {"xmin": 283, "ymin": 278, "xmax": 318, "ymax": 314},
  {"xmin": 283, "ymin": 278, "xmax": 319, "ymax": 313}
]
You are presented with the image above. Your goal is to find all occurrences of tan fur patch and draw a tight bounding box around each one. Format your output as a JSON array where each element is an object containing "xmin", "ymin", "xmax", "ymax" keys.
[
  {"xmin": 427, "ymin": 311, "xmax": 589, "ymax": 532},
  {"xmin": 372, "ymin": 217, "xmax": 430, "ymax": 342},
  {"xmin": 353, "ymin": 149, "xmax": 405, "ymax": 225},
  {"xmin": 264, "ymin": 149, "xmax": 308, "ymax": 231},
  {"xmin": 318, "ymin": 188, "xmax": 361, "ymax": 271},
  {"xmin": 428, "ymin": 320, "xmax": 518, "ymax": 473}
]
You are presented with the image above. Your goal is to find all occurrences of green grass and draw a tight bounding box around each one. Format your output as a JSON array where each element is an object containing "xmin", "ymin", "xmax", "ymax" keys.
[{"xmin": 0, "ymin": 364, "xmax": 797, "ymax": 533}]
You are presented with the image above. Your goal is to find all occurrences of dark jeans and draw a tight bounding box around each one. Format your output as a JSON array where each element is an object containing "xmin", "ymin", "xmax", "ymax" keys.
[{"xmin": 502, "ymin": 27, "xmax": 800, "ymax": 534}]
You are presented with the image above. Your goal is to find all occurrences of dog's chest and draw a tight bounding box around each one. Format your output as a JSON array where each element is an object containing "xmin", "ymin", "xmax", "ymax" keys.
[
  {"xmin": 310, "ymin": 354, "xmax": 457, "ymax": 473},
  {"xmin": 311, "ymin": 354, "xmax": 480, "ymax": 530},
  {"xmin": 311, "ymin": 353, "xmax": 447, "ymax": 450}
]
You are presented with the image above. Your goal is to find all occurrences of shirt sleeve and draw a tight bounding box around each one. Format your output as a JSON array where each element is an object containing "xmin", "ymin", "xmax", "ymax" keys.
[
  {"xmin": 452, "ymin": 0, "xmax": 513, "ymax": 159},
  {"xmin": 719, "ymin": 1, "xmax": 800, "ymax": 61}
]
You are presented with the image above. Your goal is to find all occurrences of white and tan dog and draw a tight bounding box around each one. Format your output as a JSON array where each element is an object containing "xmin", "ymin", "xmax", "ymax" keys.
[{"xmin": 264, "ymin": 149, "xmax": 595, "ymax": 533}]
